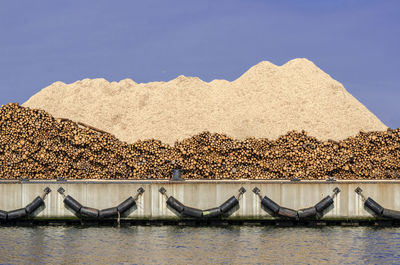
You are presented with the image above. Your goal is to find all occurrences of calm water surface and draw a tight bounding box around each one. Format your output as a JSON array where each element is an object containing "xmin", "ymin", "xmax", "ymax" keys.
[{"xmin": 1, "ymin": 226, "xmax": 400, "ymax": 264}]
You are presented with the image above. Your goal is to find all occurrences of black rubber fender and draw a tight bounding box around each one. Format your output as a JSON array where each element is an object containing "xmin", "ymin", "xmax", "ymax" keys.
[
  {"xmin": 202, "ymin": 207, "xmax": 222, "ymax": 218},
  {"xmin": 80, "ymin": 206, "xmax": 99, "ymax": 218},
  {"xmin": 0, "ymin": 210, "xmax": 7, "ymax": 221},
  {"xmin": 182, "ymin": 206, "xmax": 203, "ymax": 218},
  {"xmin": 364, "ymin": 197, "xmax": 384, "ymax": 215},
  {"xmin": 166, "ymin": 196, "xmax": 185, "ymax": 213},
  {"xmin": 297, "ymin": 206, "xmax": 317, "ymax": 219},
  {"xmin": 64, "ymin": 195, "xmax": 83, "ymax": 212},
  {"xmin": 25, "ymin": 196, "xmax": 44, "ymax": 214},
  {"xmin": 7, "ymin": 208, "xmax": 27, "ymax": 220},
  {"xmin": 117, "ymin": 197, "xmax": 136, "ymax": 214},
  {"xmin": 382, "ymin": 209, "xmax": 400, "ymax": 220},
  {"xmin": 277, "ymin": 207, "xmax": 299, "ymax": 220},
  {"xmin": 220, "ymin": 196, "xmax": 239, "ymax": 214},
  {"xmin": 261, "ymin": 196, "xmax": 280, "ymax": 214},
  {"xmin": 315, "ymin": 196, "xmax": 334, "ymax": 213},
  {"xmin": 99, "ymin": 207, "xmax": 119, "ymax": 219}
]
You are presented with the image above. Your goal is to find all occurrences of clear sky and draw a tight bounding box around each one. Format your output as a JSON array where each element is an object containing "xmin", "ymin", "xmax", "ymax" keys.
[{"xmin": 1, "ymin": 0, "xmax": 399, "ymax": 128}]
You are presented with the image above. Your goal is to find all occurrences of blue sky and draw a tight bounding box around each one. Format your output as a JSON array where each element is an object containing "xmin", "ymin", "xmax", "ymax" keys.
[{"xmin": 0, "ymin": 0, "xmax": 399, "ymax": 127}]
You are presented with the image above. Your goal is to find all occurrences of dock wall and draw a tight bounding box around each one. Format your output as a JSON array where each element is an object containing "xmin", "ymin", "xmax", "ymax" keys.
[{"xmin": 0, "ymin": 180, "xmax": 399, "ymax": 220}]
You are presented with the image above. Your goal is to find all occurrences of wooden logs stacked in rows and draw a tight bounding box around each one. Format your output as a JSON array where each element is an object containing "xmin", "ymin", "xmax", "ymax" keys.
[{"xmin": 0, "ymin": 103, "xmax": 399, "ymax": 180}]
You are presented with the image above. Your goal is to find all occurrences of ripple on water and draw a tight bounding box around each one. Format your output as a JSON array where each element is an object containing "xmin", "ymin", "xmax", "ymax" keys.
[{"xmin": 1, "ymin": 226, "xmax": 400, "ymax": 264}]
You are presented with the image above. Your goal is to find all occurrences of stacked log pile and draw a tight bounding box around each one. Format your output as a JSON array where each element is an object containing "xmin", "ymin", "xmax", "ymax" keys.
[{"xmin": 1, "ymin": 103, "xmax": 399, "ymax": 180}]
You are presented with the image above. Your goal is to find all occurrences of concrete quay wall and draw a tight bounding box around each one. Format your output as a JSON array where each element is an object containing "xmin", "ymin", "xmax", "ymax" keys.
[{"xmin": 0, "ymin": 180, "xmax": 399, "ymax": 220}]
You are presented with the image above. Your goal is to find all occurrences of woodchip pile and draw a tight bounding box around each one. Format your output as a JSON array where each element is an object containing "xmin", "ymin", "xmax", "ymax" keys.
[
  {"xmin": 22, "ymin": 58, "xmax": 387, "ymax": 145},
  {"xmin": 1, "ymin": 103, "xmax": 399, "ymax": 180}
]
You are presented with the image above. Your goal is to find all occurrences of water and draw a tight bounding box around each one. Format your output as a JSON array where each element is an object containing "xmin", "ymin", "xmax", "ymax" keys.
[{"xmin": 1, "ymin": 226, "xmax": 400, "ymax": 264}]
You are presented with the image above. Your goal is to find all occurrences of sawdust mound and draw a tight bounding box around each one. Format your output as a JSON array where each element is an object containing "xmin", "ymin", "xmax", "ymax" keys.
[{"xmin": 23, "ymin": 58, "xmax": 387, "ymax": 144}]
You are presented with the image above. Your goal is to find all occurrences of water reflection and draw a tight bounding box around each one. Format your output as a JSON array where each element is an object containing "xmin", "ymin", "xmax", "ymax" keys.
[{"xmin": 1, "ymin": 226, "xmax": 400, "ymax": 264}]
